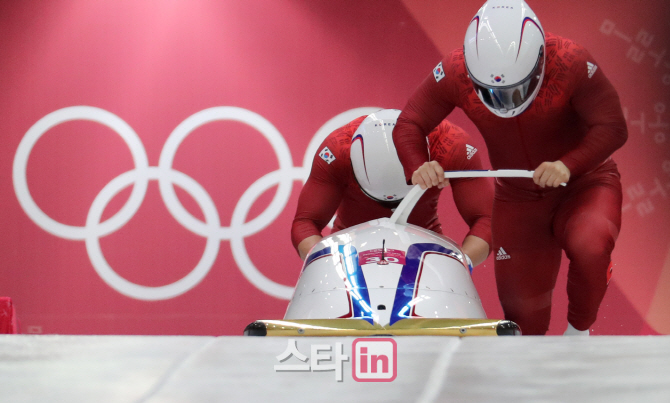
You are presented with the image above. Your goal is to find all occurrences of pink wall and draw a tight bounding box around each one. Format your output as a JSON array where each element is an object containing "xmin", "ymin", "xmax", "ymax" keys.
[{"xmin": 1, "ymin": 0, "xmax": 668, "ymax": 335}]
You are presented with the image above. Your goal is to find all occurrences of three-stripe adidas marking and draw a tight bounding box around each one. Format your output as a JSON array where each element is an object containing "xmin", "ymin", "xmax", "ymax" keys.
[
  {"xmin": 587, "ymin": 62, "xmax": 598, "ymax": 79},
  {"xmin": 496, "ymin": 247, "xmax": 511, "ymax": 260},
  {"xmin": 466, "ymin": 144, "xmax": 477, "ymax": 160}
]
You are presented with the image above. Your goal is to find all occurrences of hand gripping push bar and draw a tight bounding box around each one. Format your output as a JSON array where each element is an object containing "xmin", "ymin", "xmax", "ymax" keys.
[
  {"xmin": 390, "ymin": 169, "xmax": 565, "ymax": 225},
  {"xmin": 444, "ymin": 169, "xmax": 535, "ymax": 180},
  {"xmin": 443, "ymin": 169, "xmax": 567, "ymax": 184}
]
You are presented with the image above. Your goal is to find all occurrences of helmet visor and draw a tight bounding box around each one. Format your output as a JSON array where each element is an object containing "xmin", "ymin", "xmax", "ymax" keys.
[{"xmin": 469, "ymin": 46, "xmax": 544, "ymax": 114}]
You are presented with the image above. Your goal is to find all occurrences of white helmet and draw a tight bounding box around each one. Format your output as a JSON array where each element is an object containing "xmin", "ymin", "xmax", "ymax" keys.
[
  {"xmin": 350, "ymin": 109, "xmax": 414, "ymax": 205},
  {"xmin": 463, "ymin": 0, "xmax": 545, "ymax": 118}
]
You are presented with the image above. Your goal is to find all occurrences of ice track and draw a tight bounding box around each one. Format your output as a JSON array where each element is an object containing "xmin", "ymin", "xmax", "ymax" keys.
[{"xmin": 1, "ymin": 335, "xmax": 669, "ymax": 403}]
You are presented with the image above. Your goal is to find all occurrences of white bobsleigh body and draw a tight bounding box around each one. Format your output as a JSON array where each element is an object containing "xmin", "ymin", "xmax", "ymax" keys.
[
  {"xmin": 285, "ymin": 218, "xmax": 485, "ymax": 327},
  {"xmin": 245, "ymin": 184, "xmax": 520, "ymax": 336}
]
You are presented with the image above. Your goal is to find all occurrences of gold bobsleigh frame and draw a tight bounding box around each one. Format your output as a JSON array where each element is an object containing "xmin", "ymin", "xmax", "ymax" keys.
[{"xmin": 244, "ymin": 318, "xmax": 521, "ymax": 337}]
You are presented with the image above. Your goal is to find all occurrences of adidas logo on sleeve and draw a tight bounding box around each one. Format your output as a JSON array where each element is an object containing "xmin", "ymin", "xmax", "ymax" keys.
[
  {"xmin": 466, "ymin": 144, "xmax": 477, "ymax": 160},
  {"xmin": 496, "ymin": 247, "xmax": 511, "ymax": 260},
  {"xmin": 587, "ymin": 62, "xmax": 598, "ymax": 79}
]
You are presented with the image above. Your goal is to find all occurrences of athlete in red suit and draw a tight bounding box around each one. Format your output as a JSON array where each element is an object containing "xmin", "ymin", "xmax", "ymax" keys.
[
  {"xmin": 393, "ymin": 15, "xmax": 627, "ymax": 334},
  {"xmin": 292, "ymin": 114, "xmax": 494, "ymax": 266}
]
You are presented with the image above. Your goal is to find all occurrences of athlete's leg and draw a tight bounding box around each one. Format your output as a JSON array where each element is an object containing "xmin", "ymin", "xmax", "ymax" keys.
[
  {"xmin": 492, "ymin": 185, "xmax": 562, "ymax": 335},
  {"xmin": 553, "ymin": 168, "xmax": 622, "ymax": 331}
]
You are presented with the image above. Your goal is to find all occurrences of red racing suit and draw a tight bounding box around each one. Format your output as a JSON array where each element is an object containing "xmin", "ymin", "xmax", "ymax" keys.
[
  {"xmin": 393, "ymin": 34, "xmax": 628, "ymax": 334},
  {"xmin": 291, "ymin": 116, "xmax": 493, "ymax": 254}
]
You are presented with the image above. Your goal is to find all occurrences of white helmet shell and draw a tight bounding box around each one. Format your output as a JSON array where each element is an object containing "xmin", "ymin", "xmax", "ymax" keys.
[
  {"xmin": 350, "ymin": 109, "xmax": 413, "ymax": 204},
  {"xmin": 464, "ymin": 0, "xmax": 545, "ymax": 118}
]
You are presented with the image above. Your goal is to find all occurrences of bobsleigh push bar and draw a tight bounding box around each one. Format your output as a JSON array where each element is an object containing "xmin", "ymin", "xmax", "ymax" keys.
[{"xmin": 390, "ymin": 169, "xmax": 563, "ymax": 225}]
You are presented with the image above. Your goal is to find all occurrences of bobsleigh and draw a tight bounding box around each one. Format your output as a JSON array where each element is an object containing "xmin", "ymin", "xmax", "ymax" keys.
[{"xmin": 245, "ymin": 173, "xmax": 527, "ymax": 337}]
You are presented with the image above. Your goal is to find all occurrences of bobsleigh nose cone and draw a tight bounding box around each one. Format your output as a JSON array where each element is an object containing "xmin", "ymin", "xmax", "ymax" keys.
[
  {"xmin": 244, "ymin": 321, "xmax": 268, "ymax": 336},
  {"xmin": 496, "ymin": 320, "xmax": 522, "ymax": 336}
]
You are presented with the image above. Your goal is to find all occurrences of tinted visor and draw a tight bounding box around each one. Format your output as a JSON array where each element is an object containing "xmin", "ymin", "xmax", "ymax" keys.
[{"xmin": 470, "ymin": 46, "xmax": 544, "ymax": 113}]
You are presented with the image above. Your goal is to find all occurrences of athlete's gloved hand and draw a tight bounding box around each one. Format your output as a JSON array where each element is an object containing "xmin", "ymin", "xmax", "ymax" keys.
[
  {"xmin": 533, "ymin": 160, "xmax": 570, "ymax": 188},
  {"xmin": 411, "ymin": 161, "xmax": 449, "ymax": 190}
]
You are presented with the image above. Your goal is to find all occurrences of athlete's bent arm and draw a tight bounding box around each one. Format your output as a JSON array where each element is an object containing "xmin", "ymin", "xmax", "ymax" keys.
[
  {"xmin": 394, "ymin": 67, "xmax": 458, "ymax": 187},
  {"xmin": 291, "ymin": 157, "xmax": 346, "ymax": 260},
  {"xmin": 425, "ymin": 121, "xmax": 493, "ymax": 266},
  {"xmin": 461, "ymin": 235, "xmax": 490, "ymax": 267},
  {"xmin": 450, "ymin": 175, "xmax": 493, "ymax": 266},
  {"xmin": 297, "ymin": 235, "xmax": 323, "ymax": 261},
  {"xmin": 558, "ymin": 50, "xmax": 628, "ymax": 178},
  {"xmin": 446, "ymin": 142, "xmax": 493, "ymax": 266}
]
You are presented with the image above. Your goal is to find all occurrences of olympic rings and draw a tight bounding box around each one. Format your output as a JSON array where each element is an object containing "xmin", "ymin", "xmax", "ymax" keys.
[{"xmin": 13, "ymin": 105, "xmax": 381, "ymax": 300}]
